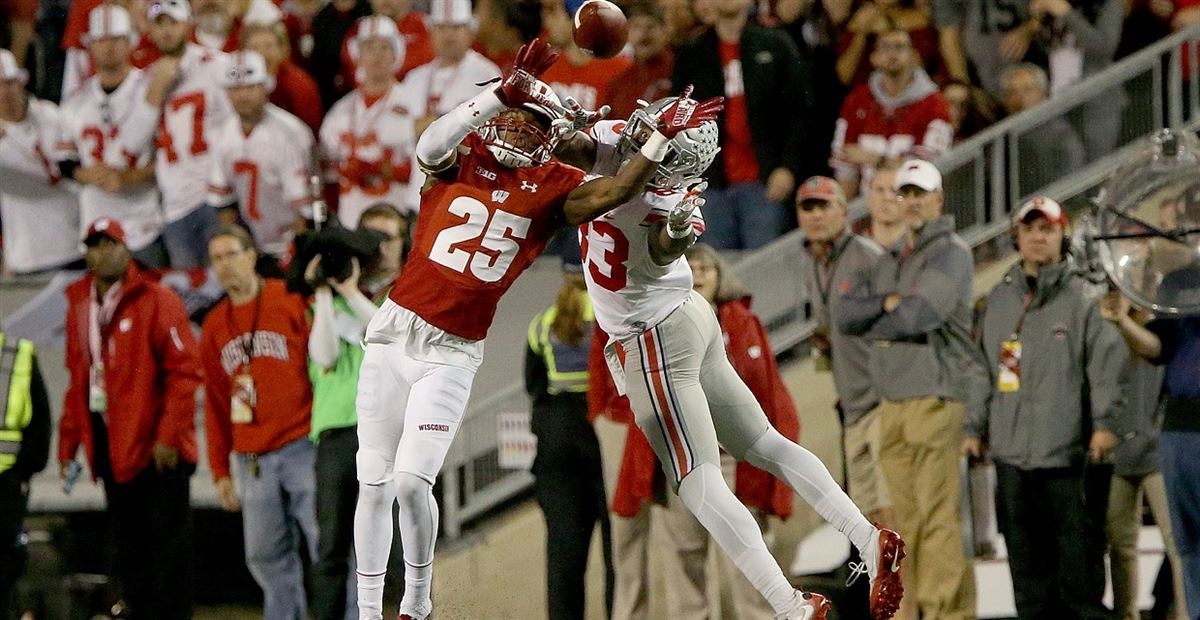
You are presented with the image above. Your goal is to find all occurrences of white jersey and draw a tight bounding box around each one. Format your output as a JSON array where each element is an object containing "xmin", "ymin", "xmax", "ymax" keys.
[
  {"xmin": 319, "ymin": 83, "xmax": 417, "ymax": 226},
  {"xmin": 123, "ymin": 44, "xmax": 232, "ymax": 222},
  {"xmin": 580, "ymin": 120, "xmax": 705, "ymax": 340},
  {"xmin": 58, "ymin": 69, "xmax": 164, "ymax": 251},
  {"xmin": 207, "ymin": 104, "xmax": 314, "ymax": 258},
  {"xmin": 0, "ymin": 98, "xmax": 82, "ymax": 273}
]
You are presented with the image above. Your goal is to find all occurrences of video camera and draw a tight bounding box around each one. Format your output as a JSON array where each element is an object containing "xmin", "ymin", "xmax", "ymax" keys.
[{"xmin": 286, "ymin": 225, "xmax": 389, "ymax": 298}]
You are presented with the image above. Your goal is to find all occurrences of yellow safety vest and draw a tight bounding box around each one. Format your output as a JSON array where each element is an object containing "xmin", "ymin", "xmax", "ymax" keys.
[
  {"xmin": 528, "ymin": 296, "xmax": 594, "ymax": 395},
  {"xmin": 0, "ymin": 333, "xmax": 35, "ymax": 475}
]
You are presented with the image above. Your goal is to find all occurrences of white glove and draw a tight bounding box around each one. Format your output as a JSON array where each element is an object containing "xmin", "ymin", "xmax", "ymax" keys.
[
  {"xmin": 549, "ymin": 96, "xmax": 611, "ymax": 141},
  {"xmin": 668, "ymin": 180, "xmax": 707, "ymax": 239}
]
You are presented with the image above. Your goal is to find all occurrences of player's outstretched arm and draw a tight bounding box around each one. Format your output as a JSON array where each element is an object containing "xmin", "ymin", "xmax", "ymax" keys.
[
  {"xmin": 416, "ymin": 37, "xmax": 560, "ymax": 175},
  {"xmin": 554, "ymin": 131, "xmax": 599, "ymax": 171},
  {"xmin": 648, "ymin": 181, "xmax": 706, "ymax": 265},
  {"xmin": 563, "ymin": 88, "xmax": 723, "ymax": 225}
]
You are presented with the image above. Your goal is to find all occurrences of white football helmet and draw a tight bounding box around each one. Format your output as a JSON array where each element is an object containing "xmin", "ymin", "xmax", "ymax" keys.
[
  {"xmin": 617, "ymin": 97, "xmax": 721, "ymax": 189},
  {"xmin": 479, "ymin": 79, "xmax": 565, "ymax": 168}
]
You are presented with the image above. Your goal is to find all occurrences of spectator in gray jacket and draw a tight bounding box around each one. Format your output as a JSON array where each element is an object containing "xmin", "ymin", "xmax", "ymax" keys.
[
  {"xmin": 837, "ymin": 159, "xmax": 982, "ymax": 620},
  {"xmin": 1000, "ymin": 63, "xmax": 1086, "ymax": 196},
  {"xmin": 963, "ymin": 196, "xmax": 1125, "ymax": 620},
  {"xmin": 796, "ymin": 175, "xmax": 893, "ymax": 527}
]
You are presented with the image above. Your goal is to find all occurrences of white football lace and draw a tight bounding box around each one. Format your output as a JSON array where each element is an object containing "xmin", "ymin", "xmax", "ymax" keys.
[{"xmin": 846, "ymin": 560, "xmax": 869, "ymax": 587}]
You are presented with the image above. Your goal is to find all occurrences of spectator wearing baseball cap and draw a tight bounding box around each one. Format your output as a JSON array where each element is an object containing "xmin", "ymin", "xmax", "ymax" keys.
[
  {"xmin": 207, "ymin": 50, "xmax": 315, "ymax": 261},
  {"xmin": 966, "ymin": 196, "xmax": 1128, "ymax": 617},
  {"xmin": 395, "ymin": 0, "xmax": 501, "ymax": 211},
  {"xmin": 57, "ymin": 4, "xmax": 169, "ymax": 270},
  {"xmin": 796, "ymin": 176, "xmax": 898, "ymax": 532},
  {"xmin": 320, "ymin": 15, "xmax": 421, "ymax": 225},
  {"xmin": 119, "ymin": 0, "xmax": 234, "ymax": 269},
  {"xmin": 337, "ymin": 0, "xmax": 435, "ymax": 94},
  {"xmin": 0, "ymin": 48, "xmax": 83, "ymax": 275},
  {"xmin": 836, "ymin": 158, "xmax": 984, "ymax": 619},
  {"xmin": 59, "ymin": 216, "xmax": 202, "ymax": 619}
]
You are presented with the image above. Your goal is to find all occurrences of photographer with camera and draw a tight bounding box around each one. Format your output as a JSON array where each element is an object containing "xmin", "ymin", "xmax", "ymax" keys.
[{"xmin": 300, "ymin": 203, "xmax": 407, "ymax": 620}]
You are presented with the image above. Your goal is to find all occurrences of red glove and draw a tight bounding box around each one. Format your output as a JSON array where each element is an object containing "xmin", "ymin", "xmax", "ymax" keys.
[
  {"xmin": 494, "ymin": 37, "xmax": 561, "ymax": 109},
  {"xmin": 656, "ymin": 85, "xmax": 724, "ymax": 139}
]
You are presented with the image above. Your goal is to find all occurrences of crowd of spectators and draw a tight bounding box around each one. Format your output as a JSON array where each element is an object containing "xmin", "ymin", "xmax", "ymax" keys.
[
  {"xmin": 0, "ymin": 0, "xmax": 1194, "ymax": 269},
  {"xmin": 0, "ymin": 0, "xmax": 1198, "ymax": 619}
]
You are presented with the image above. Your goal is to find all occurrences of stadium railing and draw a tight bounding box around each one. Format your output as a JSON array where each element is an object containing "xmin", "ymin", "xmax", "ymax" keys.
[{"xmin": 438, "ymin": 25, "xmax": 1200, "ymax": 539}]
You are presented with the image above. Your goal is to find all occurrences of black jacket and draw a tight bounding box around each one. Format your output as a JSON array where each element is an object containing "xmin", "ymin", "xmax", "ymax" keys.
[{"xmin": 671, "ymin": 23, "xmax": 817, "ymax": 188}]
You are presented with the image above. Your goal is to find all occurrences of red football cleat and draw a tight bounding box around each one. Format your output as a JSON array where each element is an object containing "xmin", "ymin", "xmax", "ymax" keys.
[{"xmin": 849, "ymin": 526, "xmax": 906, "ymax": 619}]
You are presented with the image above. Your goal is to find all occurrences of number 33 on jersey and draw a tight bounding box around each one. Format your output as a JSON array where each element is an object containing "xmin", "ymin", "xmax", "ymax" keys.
[{"xmin": 390, "ymin": 133, "xmax": 587, "ymax": 341}]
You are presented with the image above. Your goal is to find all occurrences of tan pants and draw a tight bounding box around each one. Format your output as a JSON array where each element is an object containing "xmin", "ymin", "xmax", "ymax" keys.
[
  {"xmin": 876, "ymin": 397, "xmax": 976, "ymax": 620},
  {"xmin": 844, "ymin": 408, "xmax": 892, "ymax": 516},
  {"xmin": 610, "ymin": 455, "xmax": 777, "ymax": 620},
  {"xmin": 1107, "ymin": 472, "xmax": 1190, "ymax": 620}
]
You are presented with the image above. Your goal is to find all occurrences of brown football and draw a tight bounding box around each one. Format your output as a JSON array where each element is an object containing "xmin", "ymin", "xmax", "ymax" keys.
[{"xmin": 573, "ymin": 0, "xmax": 628, "ymax": 59}]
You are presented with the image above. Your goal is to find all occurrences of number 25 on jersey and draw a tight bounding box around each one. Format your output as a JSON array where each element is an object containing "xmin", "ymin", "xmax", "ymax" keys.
[{"xmin": 429, "ymin": 197, "xmax": 533, "ymax": 283}]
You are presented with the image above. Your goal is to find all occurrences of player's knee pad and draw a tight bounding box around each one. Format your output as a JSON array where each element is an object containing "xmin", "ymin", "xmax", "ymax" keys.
[
  {"xmin": 393, "ymin": 470, "xmax": 433, "ymax": 504},
  {"xmin": 356, "ymin": 450, "xmax": 393, "ymax": 486}
]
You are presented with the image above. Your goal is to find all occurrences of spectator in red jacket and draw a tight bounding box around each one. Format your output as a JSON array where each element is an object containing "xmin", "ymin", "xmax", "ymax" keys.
[
  {"xmin": 606, "ymin": 0, "xmax": 675, "ymax": 120},
  {"xmin": 58, "ymin": 216, "xmax": 201, "ymax": 620},
  {"xmin": 832, "ymin": 27, "xmax": 952, "ymax": 199},
  {"xmin": 201, "ymin": 224, "xmax": 317, "ymax": 620},
  {"xmin": 599, "ymin": 243, "xmax": 800, "ymax": 620},
  {"xmin": 241, "ymin": 20, "xmax": 324, "ymax": 132}
]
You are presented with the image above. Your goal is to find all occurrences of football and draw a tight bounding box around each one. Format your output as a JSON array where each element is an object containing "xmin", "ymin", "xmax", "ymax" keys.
[{"xmin": 573, "ymin": 0, "xmax": 628, "ymax": 59}]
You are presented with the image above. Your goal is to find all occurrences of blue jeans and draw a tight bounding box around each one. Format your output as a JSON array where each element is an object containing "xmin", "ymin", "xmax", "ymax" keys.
[
  {"xmin": 698, "ymin": 182, "xmax": 786, "ymax": 250},
  {"xmin": 162, "ymin": 206, "xmax": 219, "ymax": 268},
  {"xmin": 234, "ymin": 437, "xmax": 319, "ymax": 620},
  {"xmin": 1160, "ymin": 429, "xmax": 1200, "ymax": 619}
]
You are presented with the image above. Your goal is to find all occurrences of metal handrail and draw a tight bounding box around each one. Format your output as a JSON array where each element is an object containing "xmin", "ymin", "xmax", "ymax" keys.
[{"xmin": 439, "ymin": 26, "xmax": 1200, "ymax": 539}]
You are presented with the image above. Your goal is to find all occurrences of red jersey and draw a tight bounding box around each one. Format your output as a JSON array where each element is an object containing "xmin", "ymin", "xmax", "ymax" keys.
[
  {"xmin": 269, "ymin": 60, "xmax": 324, "ymax": 132},
  {"xmin": 390, "ymin": 133, "xmax": 586, "ymax": 341},
  {"xmin": 717, "ymin": 41, "xmax": 760, "ymax": 184},
  {"xmin": 606, "ymin": 51, "xmax": 675, "ymax": 121},
  {"xmin": 541, "ymin": 54, "xmax": 634, "ymax": 114}
]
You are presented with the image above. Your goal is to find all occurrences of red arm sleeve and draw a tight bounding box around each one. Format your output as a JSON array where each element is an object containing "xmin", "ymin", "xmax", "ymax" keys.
[
  {"xmin": 151, "ymin": 287, "xmax": 202, "ymax": 454},
  {"xmin": 201, "ymin": 321, "xmax": 234, "ymax": 481},
  {"xmin": 58, "ymin": 301, "xmax": 86, "ymax": 463}
]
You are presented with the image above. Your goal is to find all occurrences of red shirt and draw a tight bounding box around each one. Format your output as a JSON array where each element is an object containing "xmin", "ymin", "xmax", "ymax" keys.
[
  {"xmin": 717, "ymin": 41, "xmax": 760, "ymax": 184},
  {"xmin": 473, "ymin": 41, "xmax": 519, "ymax": 73},
  {"xmin": 390, "ymin": 133, "xmax": 586, "ymax": 341},
  {"xmin": 201, "ymin": 279, "xmax": 312, "ymax": 480},
  {"xmin": 541, "ymin": 54, "xmax": 633, "ymax": 114},
  {"xmin": 339, "ymin": 12, "xmax": 435, "ymax": 88},
  {"xmin": 270, "ymin": 60, "xmax": 324, "ymax": 133},
  {"xmin": 832, "ymin": 81, "xmax": 952, "ymax": 185},
  {"xmin": 606, "ymin": 50, "xmax": 675, "ymax": 120}
]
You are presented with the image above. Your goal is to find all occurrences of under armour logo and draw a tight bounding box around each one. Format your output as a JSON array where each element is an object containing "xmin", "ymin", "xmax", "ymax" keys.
[
  {"xmin": 492, "ymin": 189, "xmax": 510, "ymax": 203},
  {"xmin": 520, "ymin": 181, "xmax": 538, "ymax": 193}
]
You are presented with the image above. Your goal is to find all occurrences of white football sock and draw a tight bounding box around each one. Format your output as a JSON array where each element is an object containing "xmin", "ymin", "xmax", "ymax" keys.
[
  {"xmin": 677, "ymin": 462, "xmax": 797, "ymax": 614},
  {"xmin": 745, "ymin": 430, "xmax": 875, "ymax": 552},
  {"xmin": 354, "ymin": 479, "xmax": 398, "ymax": 619},
  {"xmin": 396, "ymin": 471, "xmax": 438, "ymax": 611}
]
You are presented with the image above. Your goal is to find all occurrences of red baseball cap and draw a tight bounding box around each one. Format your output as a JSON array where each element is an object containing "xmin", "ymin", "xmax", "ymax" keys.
[
  {"xmin": 83, "ymin": 217, "xmax": 127, "ymax": 245},
  {"xmin": 1014, "ymin": 196, "xmax": 1069, "ymax": 227},
  {"xmin": 796, "ymin": 176, "xmax": 847, "ymax": 204}
]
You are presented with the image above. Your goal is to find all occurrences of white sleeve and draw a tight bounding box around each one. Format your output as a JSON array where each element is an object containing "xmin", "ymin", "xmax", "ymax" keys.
[
  {"xmin": 282, "ymin": 124, "xmax": 316, "ymax": 210},
  {"xmin": 414, "ymin": 88, "xmax": 505, "ymax": 173},
  {"xmin": 206, "ymin": 143, "xmax": 235, "ymax": 207},
  {"xmin": 119, "ymin": 76, "xmax": 162, "ymax": 155},
  {"xmin": 308, "ymin": 288, "xmax": 340, "ymax": 370}
]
